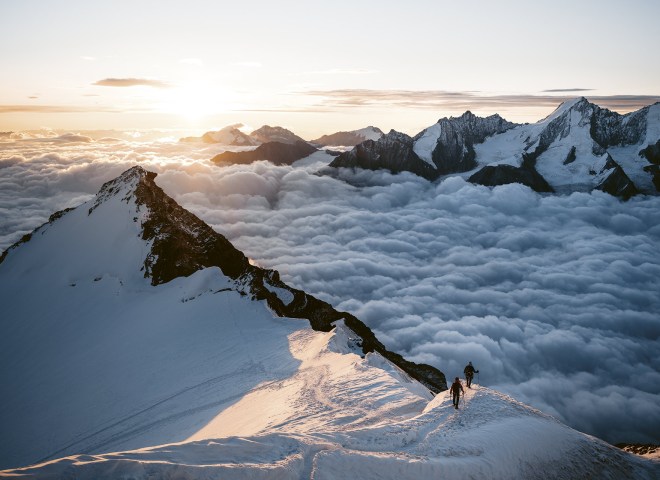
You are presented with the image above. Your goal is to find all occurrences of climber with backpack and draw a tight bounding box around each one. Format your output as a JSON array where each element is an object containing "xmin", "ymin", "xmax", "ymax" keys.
[
  {"xmin": 464, "ymin": 361, "xmax": 479, "ymax": 388},
  {"xmin": 450, "ymin": 377, "xmax": 464, "ymax": 409}
]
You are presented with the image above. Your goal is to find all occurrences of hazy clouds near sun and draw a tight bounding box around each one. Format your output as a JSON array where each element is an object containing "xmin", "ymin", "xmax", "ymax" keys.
[{"xmin": 1, "ymin": 135, "xmax": 659, "ymax": 444}]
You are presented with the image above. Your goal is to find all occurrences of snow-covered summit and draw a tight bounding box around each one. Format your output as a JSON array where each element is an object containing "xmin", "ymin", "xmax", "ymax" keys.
[
  {"xmin": 179, "ymin": 124, "xmax": 259, "ymax": 145},
  {"xmin": 311, "ymin": 126, "xmax": 384, "ymax": 147},
  {"xmin": 412, "ymin": 110, "xmax": 517, "ymax": 174},
  {"xmin": 249, "ymin": 125, "xmax": 307, "ymax": 145}
]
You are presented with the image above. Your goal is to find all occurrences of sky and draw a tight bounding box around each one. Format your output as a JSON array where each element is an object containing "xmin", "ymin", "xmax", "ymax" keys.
[{"xmin": 1, "ymin": 0, "xmax": 660, "ymax": 137}]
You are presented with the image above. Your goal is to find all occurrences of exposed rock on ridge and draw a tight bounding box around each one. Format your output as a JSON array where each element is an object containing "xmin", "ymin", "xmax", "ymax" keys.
[
  {"xmin": 329, "ymin": 130, "xmax": 438, "ymax": 180},
  {"xmin": 416, "ymin": 111, "xmax": 517, "ymax": 175}
]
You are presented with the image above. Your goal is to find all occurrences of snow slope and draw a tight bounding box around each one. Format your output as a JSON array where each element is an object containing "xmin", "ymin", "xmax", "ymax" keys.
[
  {"xmin": 0, "ymin": 167, "xmax": 658, "ymax": 478},
  {"xmin": 412, "ymin": 123, "xmax": 442, "ymax": 167},
  {"xmin": 473, "ymin": 98, "xmax": 659, "ymax": 194},
  {"xmin": 3, "ymin": 385, "xmax": 657, "ymax": 479}
]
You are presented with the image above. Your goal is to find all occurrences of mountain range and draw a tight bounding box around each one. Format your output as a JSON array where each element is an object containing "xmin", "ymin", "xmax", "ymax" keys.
[
  {"xmin": 179, "ymin": 125, "xmax": 385, "ymax": 148},
  {"xmin": 0, "ymin": 166, "xmax": 657, "ymax": 478},
  {"xmin": 327, "ymin": 98, "xmax": 660, "ymax": 198}
]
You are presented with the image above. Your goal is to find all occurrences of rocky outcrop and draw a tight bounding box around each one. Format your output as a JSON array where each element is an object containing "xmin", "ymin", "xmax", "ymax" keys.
[
  {"xmin": 468, "ymin": 165, "xmax": 554, "ymax": 193},
  {"xmin": 639, "ymin": 140, "xmax": 660, "ymax": 165},
  {"xmin": 639, "ymin": 140, "xmax": 660, "ymax": 192},
  {"xmin": 326, "ymin": 113, "xmax": 517, "ymax": 180},
  {"xmin": 416, "ymin": 111, "xmax": 517, "ymax": 175},
  {"xmin": 249, "ymin": 125, "xmax": 307, "ymax": 145},
  {"xmin": 590, "ymin": 103, "xmax": 649, "ymax": 148},
  {"xmin": 594, "ymin": 155, "xmax": 640, "ymax": 200},
  {"xmin": 329, "ymin": 130, "xmax": 438, "ymax": 180},
  {"xmin": 211, "ymin": 141, "xmax": 318, "ymax": 166}
]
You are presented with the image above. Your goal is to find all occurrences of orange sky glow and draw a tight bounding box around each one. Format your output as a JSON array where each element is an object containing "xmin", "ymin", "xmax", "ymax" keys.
[{"xmin": 1, "ymin": 0, "xmax": 659, "ymax": 138}]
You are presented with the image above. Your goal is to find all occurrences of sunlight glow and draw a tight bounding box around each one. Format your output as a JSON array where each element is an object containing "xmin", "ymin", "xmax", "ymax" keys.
[{"xmin": 157, "ymin": 81, "xmax": 233, "ymax": 123}]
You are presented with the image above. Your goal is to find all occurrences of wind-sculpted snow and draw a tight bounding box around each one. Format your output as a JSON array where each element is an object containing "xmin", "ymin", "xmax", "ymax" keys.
[
  {"xmin": 2, "ymin": 386, "xmax": 657, "ymax": 479},
  {"xmin": 0, "ymin": 130, "xmax": 659, "ymax": 445}
]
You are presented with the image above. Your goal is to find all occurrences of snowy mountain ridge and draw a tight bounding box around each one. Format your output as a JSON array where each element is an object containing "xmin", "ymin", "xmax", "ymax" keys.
[
  {"xmin": 179, "ymin": 123, "xmax": 260, "ymax": 146},
  {"xmin": 327, "ymin": 98, "xmax": 660, "ymax": 197},
  {"xmin": 311, "ymin": 126, "xmax": 384, "ymax": 147},
  {"xmin": 0, "ymin": 167, "xmax": 657, "ymax": 478}
]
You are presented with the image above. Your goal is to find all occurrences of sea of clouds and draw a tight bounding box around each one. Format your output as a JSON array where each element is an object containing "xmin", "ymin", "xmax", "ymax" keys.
[{"xmin": 1, "ymin": 132, "xmax": 659, "ymax": 444}]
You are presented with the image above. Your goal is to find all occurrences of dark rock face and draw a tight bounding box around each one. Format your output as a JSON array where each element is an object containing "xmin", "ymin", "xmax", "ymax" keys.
[
  {"xmin": 421, "ymin": 111, "xmax": 517, "ymax": 175},
  {"xmin": 590, "ymin": 104, "xmax": 648, "ymax": 148},
  {"xmin": 249, "ymin": 125, "xmax": 306, "ymax": 145},
  {"xmin": 643, "ymin": 165, "xmax": 660, "ymax": 191},
  {"xmin": 468, "ymin": 164, "xmax": 554, "ymax": 193},
  {"xmin": 211, "ymin": 141, "xmax": 318, "ymax": 166},
  {"xmin": 327, "ymin": 113, "xmax": 516, "ymax": 180},
  {"xmin": 639, "ymin": 140, "xmax": 660, "ymax": 165},
  {"xmin": 330, "ymin": 130, "xmax": 438, "ymax": 180},
  {"xmin": 23, "ymin": 166, "xmax": 446, "ymax": 394},
  {"xmin": 311, "ymin": 127, "xmax": 383, "ymax": 147},
  {"xmin": 563, "ymin": 146, "xmax": 577, "ymax": 165},
  {"xmin": 595, "ymin": 156, "xmax": 640, "ymax": 200},
  {"xmin": 639, "ymin": 140, "xmax": 660, "ymax": 192}
]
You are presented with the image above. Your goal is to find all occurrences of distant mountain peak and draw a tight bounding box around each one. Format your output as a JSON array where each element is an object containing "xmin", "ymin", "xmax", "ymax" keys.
[
  {"xmin": 311, "ymin": 126, "xmax": 384, "ymax": 146},
  {"xmin": 249, "ymin": 125, "xmax": 306, "ymax": 145}
]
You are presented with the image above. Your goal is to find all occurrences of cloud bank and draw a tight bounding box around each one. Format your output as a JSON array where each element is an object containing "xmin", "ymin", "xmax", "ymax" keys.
[
  {"xmin": 0, "ymin": 135, "xmax": 658, "ymax": 445},
  {"xmin": 93, "ymin": 77, "xmax": 171, "ymax": 88}
]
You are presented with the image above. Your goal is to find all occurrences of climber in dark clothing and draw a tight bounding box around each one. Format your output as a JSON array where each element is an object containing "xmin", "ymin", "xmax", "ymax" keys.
[
  {"xmin": 464, "ymin": 361, "xmax": 479, "ymax": 388},
  {"xmin": 450, "ymin": 377, "xmax": 464, "ymax": 409}
]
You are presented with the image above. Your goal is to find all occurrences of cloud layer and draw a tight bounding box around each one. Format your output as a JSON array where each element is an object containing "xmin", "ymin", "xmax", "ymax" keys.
[
  {"xmin": 0, "ymin": 134, "xmax": 658, "ymax": 444},
  {"xmin": 303, "ymin": 89, "xmax": 660, "ymax": 114}
]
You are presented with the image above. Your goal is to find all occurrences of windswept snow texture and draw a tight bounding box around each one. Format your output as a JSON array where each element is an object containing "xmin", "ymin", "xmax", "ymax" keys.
[
  {"xmin": 1, "ymin": 122, "xmax": 659, "ymax": 448},
  {"xmin": 2, "ymin": 386, "xmax": 657, "ymax": 479}
]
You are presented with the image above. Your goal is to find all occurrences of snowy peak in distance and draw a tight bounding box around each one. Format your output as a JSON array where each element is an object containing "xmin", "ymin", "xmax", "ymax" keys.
[
  {"xmin": 249, "ymin": 125, "xmax": 307, "ymax": 144},
  {"xmin": 413, "ymin": 110, "xmax": 517, "ymax": 173},
  {"xmin": 179, "ymin": 124, "xmax": 307, "ymax": 146},
  {"xmin": 311, "ymin": 126, "xmax": 384, "ymax": 147},
  {"xmin": 179, "ymin": 123, "xmax": 259, "ymax": 146}
]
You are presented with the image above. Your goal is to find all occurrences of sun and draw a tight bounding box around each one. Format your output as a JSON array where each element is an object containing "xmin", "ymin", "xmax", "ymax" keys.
[{"xmin": 157, "ymin": 81, "xmax": 232, "ymax": 123}]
